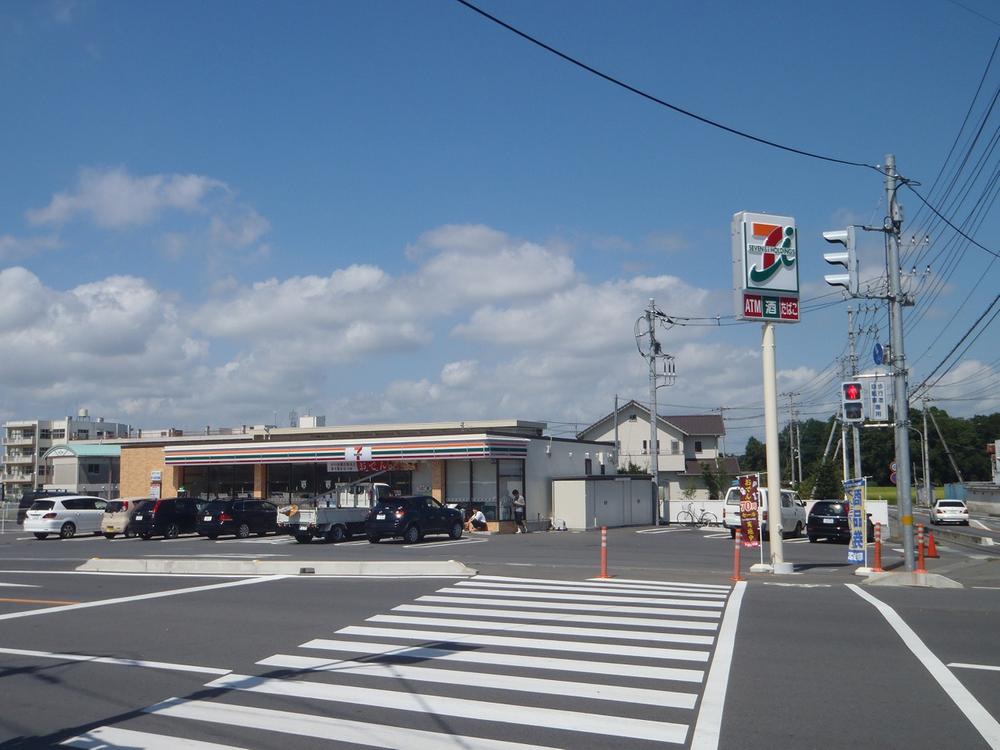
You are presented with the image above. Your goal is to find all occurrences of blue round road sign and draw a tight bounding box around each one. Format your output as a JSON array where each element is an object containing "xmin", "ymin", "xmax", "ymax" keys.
[{"xmin": 874, "ymin": 343, "xmax": 884, "ymax": 365}]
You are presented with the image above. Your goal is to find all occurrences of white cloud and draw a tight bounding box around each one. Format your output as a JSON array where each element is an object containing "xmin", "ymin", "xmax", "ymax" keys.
[
  {"xmin": 27, "ymin": 167, "xmax": 225, "ymax": 228},
  {"xmin": 0, "ymin": 233, "xmax": 60, "ymax": 260},
  {"xmin": 210, "ymin": 208, "xmax": 271, "ymax": 248}
]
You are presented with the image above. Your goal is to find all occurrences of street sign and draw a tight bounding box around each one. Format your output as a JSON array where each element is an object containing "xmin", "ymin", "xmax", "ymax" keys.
[
  {"xmin": 740, "ymin": 293, "xmax": 799, "ymax": 321},
  {"xmin": 873, "ymin": 343, "xmax": 884, "ymax": 366},
  {"xmin": 867, "ymin": 379, "xmax": 889, "ymax": 423},
  {"xmin": 737, "ymin": 473, "xmax": 761, "ymax": 549},
  {"xmin": 843, "ymin": 479, "xmax": 867, "ymax": 564},
  {"xmin": 732, "ymin": 212, "xmax": 800, "ymax": 323}
]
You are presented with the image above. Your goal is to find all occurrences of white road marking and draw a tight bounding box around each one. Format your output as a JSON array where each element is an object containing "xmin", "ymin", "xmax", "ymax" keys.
[
  {"xmin": 702, "ymin": 533, "xmax": 731, "ymax": 539},
  {"xmin": 0, "ymin": 575, "xmax": 286, "ymax": 621},
  {"xmin": 848, "ymin": 584, "xmax": 1000, "ymax": 749},
  {"xmin": 255, "ymin": 653, "xmax": 696, "ymax": 708},
  {"xmin": 417, "ymin": 594, "xmax": 722, "ymax": 618},
  {"xmin": 367, "ymin": 614, "xmax": 715, "ymax": 645},
  {"xmin": 0, "ymin": 569, "xmax": 253, "ymax": 578},
  {"xmin": 142, "ymin": 554, "xmax": 289, "ymax": 559},
  {"xmin": 971, "ymin": 520, "xmax": 991, "ymax": 531},
  {"xmin": 0, "ymin": 646, "xmax": 230, "ymax": 675},
  {"xmin": 762, "ymin": 582, "xmax": 832, "ymax": 588},
  {"xmin": 636, "ymin": 527, "xmax": 687, "ymax": 534},
  {"xmin": 453, "ymin": 580, "xmax": 728, "ymax": 599},
  {"xmin": 476, "ymin": 574, "xmax": 729, "ymax": 592},
  {"xmin": 435, "ymin": 586, "xmax": 725, "ymax": 607},
  {"xmin": 294, "ymin": 641, "xmax": 703, "ymax": 682},
  {"xmin": 689, "ymin": 580, "xmax": 746, "ymax": 750},
  {"xmin": 0, "ymin": 582, "xmax": 39, "ymax": 588},
  {"xmin": 393, "ymin": 603, "xmax": 719, "ymax": 631},
  {"xmin": 331, "ymin": 625, "xmax": 710, "ymax": 662},
  {"xmin": 62, "ymin": 725, "xmax": 249, "ymax": 749},
  {"xmin": 146, "ymin": 697, "xmax": 566, "ymax": 750},
  {"xmin": 973, "ymin": 586, "xmax": 1000, "ymax": 590},
  {"xmin": 949, "ymin": 662, "xmax": 1000, "ymax": 672},
  {"xmin": 582, "ymin": 576, "xmax": 731, "ymax": 590},
  {"xmin": 340, "ymin": 540, "xmax": 371, "ymax": 546},
  {"xmin": 403, "ymin": 538, "xmax": 487, "ymax": 549},
  {"xmin": 205, "ymin": 673, "xmax": 689, "ymax": 744}
]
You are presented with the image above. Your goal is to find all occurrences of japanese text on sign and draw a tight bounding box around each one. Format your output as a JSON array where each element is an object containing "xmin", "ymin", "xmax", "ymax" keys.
[{"xmin": 737, "ymin": 473, "xmax": 761, "ymax": 549}]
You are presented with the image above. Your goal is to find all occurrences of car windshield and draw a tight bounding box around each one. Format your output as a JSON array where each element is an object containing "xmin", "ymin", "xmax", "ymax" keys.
[
  {"xmin": 30, "ymin": 500, "xmax": 55, "ymax": 510},
  {"xmin": 938, "ymin": 501, "xmax": 965, "ymax": 508},
  {"xmin": 105, "ymin": 501, "xmax": 125, "ymax": 513},
  {"xmin": 204, "ymin": 501, "xmax": 233, "ymax": 512},
  {"xmin": 812, "ymin": 502, "xmax": 846, "ymax": 515}
]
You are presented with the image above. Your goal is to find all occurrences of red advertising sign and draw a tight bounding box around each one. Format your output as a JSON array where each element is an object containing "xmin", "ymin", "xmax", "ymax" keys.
[
  {"xmin": 737, "ymin": 473, "xmax": 761, "ymax": 548},
  {"xmin": 742, "ymin": 293, "xmax": 799, "ymax": 322}
]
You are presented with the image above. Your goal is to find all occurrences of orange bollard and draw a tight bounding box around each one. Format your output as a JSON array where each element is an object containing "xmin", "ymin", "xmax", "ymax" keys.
[
  {"xmin": 731, "ymin": 527, "xmax": 743, "ymax": 582},
  {"xmin": 916, "ymin": 524, "xmax": 927, "ymax": 573},
  {"xmin": 872, "ymin": 523, "xmax": 884, "ymax": 573},
  {"xmin": 599, "ymin": 525, "xmax": 610, "ymax": 579},
  {"xmin": 926, "ymin": 530, "xmax": 940, "ymax": 559}
]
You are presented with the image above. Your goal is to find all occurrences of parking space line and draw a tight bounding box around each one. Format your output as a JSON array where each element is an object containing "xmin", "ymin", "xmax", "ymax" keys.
[
  {"xmin": 0, "ymin": 597, "xmax": 81, "ymax": 605},
  {"xmin": 949, "ymin": 663, "xmax": 1000, "ymax": 672},
  {"xmin": 0, "ymin": 646, "xmax": 230, "ymax": 676},
  {"xmin": 402, "ymin": 538, "xmax": 488, "ymax": 549},
  {"xmin": 847, "ymin": 584, "xmax": 1000, "ymax": 749}
]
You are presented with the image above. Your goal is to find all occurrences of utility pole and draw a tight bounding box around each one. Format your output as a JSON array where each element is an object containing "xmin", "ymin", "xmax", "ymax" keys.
[
  {"xmin": 885, "ymin": 154, "xmax": 915, "ymax": 571},
  {"xmin": 783, "ymin": 392, "xmax": 801, "ymax": 485},
  {"xmin": 613, "ymin": 394, "xmax": 619, "ymax": 469},
  {"xmin": 848, "ymin": 306, "xmax": 862, "ymax": 480},
  {"xmin": 922, "ymin": 397, "xmax": 932, "ymax": 507},
  {"xmin": 639, "ymin": 300, "xmax": 676, "ymax": 525}
]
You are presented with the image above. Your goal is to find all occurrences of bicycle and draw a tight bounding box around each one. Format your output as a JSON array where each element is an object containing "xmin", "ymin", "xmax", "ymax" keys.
[{"xmin": 676, "ymin": 502, "xmax": 719, "ymax": 527}]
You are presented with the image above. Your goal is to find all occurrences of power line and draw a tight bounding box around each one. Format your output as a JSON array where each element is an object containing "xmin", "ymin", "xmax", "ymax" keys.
[
  {"xmin": 904, "ymin": 182, "xmax": 1000, "ymax": 259},
  {"xmin": 454, "ymin": 0, "xmax": 881, "ymax": 171}
]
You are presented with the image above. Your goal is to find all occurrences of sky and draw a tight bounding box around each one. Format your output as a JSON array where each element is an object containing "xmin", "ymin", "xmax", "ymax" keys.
[{"xmin": 1, "ymin": 0, "xmax": 998, "ymax": 453}]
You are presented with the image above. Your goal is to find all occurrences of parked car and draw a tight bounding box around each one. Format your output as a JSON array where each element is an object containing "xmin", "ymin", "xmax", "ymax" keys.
[
  {"xmin": 130, "ymin": 497, "xmax": 202, "ymax": 539},
  {"xmin": 365, "ymin": 495, "xmax": 464, "ymax": 544},
  {"xmin": 930, "ymin": 498, "xmax": 969, "ymax": 526},
  {"xmin": 101, "ymin": 497, "xmax": 154, "ymax": 539},
  {"xmin": 807, "ymin": 500, "xmax": 874, "ymax": 543},
  {"xmin": 197, "ymin": 499, "xmax": 278, "ymax": 539},
  {"xmin": 16, "ymin": 489, "xmax": 73, "ymax": 525},
  {"xmin": 23, "ymin": 495, "xmax": 107, "ymax": 539},
  {"xmin": 722, "ymin": 486, "xmax": 806, "ymax": 539}
]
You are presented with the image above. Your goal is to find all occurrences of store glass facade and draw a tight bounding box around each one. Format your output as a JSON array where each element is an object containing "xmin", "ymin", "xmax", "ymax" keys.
[
  {"xmin": 182, "ymin": 464, "xmax": 254, "ymax": 499},
  {"xmin": 444, "ymin": 458, "xmax": 524, "ymax": 521}
]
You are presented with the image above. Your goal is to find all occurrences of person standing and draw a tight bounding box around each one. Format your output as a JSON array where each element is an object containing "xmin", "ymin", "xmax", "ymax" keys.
[{"xmin": 512, "ymin": 489, "xmax": 527, "ymax": 533}]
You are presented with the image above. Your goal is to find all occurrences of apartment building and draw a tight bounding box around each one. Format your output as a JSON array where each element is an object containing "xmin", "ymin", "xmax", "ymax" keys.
[{"xmin": 1, "ymin": 409, "xmax": 129, "ymax": 500}]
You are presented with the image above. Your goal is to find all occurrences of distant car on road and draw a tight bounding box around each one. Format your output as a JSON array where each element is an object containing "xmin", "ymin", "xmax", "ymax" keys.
[
  {"xmin": 930, "ymin": 498, "xmax": 969, "ymax": 526},
  {"xmin": 23, "ymin": 495, "xmax": 107, "ymax": 539},
  {"xmin": 807, "ymin": 500, "xmax": 874, "ymax": 543},
  {"xmin": 131, "ymin": 497, "xmax": 202, "ymax": 539},
  {"xmin": 197, "ymin": 499, "xmax": 278, "ymax": 539},
  {"xmin": 365, "ymin": 495, "xmax": 464, "ymax": 544},
  {"xmin": 102, "ymin": 497, "xmax": 154, "ymax": 538}
]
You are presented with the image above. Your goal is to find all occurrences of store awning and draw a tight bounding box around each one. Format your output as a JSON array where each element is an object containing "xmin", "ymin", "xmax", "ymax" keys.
[{"xmin": 163, "ymin": 433, "xmax": 529, "ymax": 466}]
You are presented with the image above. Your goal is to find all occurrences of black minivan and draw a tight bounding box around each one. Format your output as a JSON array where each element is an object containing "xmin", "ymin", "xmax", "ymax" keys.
[
  {"xmin": 131, "ymin": 497, "xmax": 202, "ymax": 539},
  {"xmin": 197, "ymin": 500, "xmax": 278, "ymax": 539},
  {"xmin": 365, "ymin": 495, "xmax": 464, "ymax": 544}
]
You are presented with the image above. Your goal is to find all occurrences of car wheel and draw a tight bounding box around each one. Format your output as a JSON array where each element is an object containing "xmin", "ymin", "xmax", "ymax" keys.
[
  {"xmin": 59, "ymin": 522, "xmax": 76, "ymax": 539},
  {"xmin": 326, "ymin": 525, "xmax": 346, "ymax": 543},
  {"xmin": 124, "ymin": 526, "xmax": 136, "ymax": 538},
  {"xmin": 33, "ymin": 532, "xmax": 48, "ymax": 540},
  {"xmin": 236, "ymin": 523, "xmax": 251, "ymax": 539},
  {"xmin": 808, "ymin": 535, "xmax": 817, "ymax": 543},
  {"xmin": 794, "ymin": 521, "xmax": 803, "ymax": 539},
  {"xmin": 448, "ymin": 521, "xmax": 463, "ymax": 540},
  {"xmin": 367, "ymin": 534, "xmax": 380, "ymax": 544},
  {"xmin": 163, "ymin": 523, "xmax": 180, "ymax": 540},
  {"xmin": 104, "ymin": 533, "xmax": 116, "ymax": 540},
  {"xmin": 403, "ymin": 524, "xmax": 421, "ymax": 544},
  {"xmin": 294, "ymin": 534, "xmax": 311, "ymax": 544}
]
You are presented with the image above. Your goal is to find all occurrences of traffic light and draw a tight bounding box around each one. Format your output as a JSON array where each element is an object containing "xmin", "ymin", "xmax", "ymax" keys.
[
  {"xmin": 842, "ymin": 380, "xmax": 864, "ymax": 423},
  {"xmin": 822, "ymin": 226, "xmax": 858, "ymax": 296}
]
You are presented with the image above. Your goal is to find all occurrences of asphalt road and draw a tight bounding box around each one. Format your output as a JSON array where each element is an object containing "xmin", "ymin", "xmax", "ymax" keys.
[{"xmin": 0, "ymin": 524, "xmax": 998, "ymax": 749}]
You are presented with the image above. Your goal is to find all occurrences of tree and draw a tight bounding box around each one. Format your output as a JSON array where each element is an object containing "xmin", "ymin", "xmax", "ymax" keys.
[
  {"xmin": 741, "ymin": 437, "xmax": 766, "ymax": 471},
  {"xmin": 700, "ymin": 462, "xmax": 721, "ymax": 499},
  {"xmin": 621, "ymin": 461, "xmax": 646, "ymax": 475},
  {"xmin": 809, "ymin": 458, "xmax": 842, "ymax": 499}
]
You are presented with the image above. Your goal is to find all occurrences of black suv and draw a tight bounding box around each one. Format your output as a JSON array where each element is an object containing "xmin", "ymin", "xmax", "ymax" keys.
[
  {"xmin": 365, "ymin": 495, "xmax": 464, "ymax": 544},
  {"xmin": 16, "ymin": 489, "xmax": 73, "ymax": 525},
  {"xmin": 197, "ymin": 499, "xmax": 278, "ymax": 539},
  {"xmin": 807, "ymin": 500, "xmax": 874, "ymax": 543},
  {"xmin": 131, "ymin": 497, "xmax": 202, "ymax": 539}
]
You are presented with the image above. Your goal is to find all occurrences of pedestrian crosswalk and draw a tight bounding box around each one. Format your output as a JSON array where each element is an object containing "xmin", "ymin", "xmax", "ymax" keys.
[{"xmin": 61, "ymin": 574, "xmax": 741, "ymax": 750}]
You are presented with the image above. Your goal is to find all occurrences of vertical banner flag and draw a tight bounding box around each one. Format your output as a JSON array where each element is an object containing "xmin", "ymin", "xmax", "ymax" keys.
[
  {"xmin": 737, "ymin": 473, "xmax": 761, "ymax": 548},
  {"xmin": 844, "ymin": 478, "xmax": 866, "ymax": 564}
]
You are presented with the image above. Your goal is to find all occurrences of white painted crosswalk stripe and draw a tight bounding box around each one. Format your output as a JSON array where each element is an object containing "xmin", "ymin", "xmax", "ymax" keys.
[
  {"xmin": 255, "ymin": 652, "xmax": 697, "ymax": 707},
  {"xmin": 478, "ymin": 573, "xmax": 731, "ymax": 592},
  {"xmin": 587, "ymin": 576, "xmax": 730, "ymax": 590},
  {"xmin": 418, "ymin": 594, "xmax": 722, "ymax": 618},
  {"xmin": 436, "ymin": 585, "xmax": 725, "ymax": 607},
  {"xmin": 368, "ymin": 614, "xmax": 715, "ymax": 645},
  {"xmin": 393, "ymin": 603, "xmax": 719, "ymax": 631},
  {"xmin": 62, "ymin": 725, "xmax": 249, "ymax": 749},
  {"xmin": 146, "ymin": 697, "xmax": 565, "ymax": 750},
  {"xmin": 205, "ymin": 673, "xmax": 690, "ymax": 744},
  {"xmin": 325, "ymin": 625, "xmax": 710, "ymax": 662},
  {"xmin": 290, "ymin": 640, "xmax": 704, "ymax": 682},
  {"xmin": 453, "ymin": 580, "xmax": 729, "ymax": 599}
]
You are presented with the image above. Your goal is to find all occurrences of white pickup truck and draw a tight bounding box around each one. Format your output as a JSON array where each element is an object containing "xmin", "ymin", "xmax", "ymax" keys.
[
  {"xmin": 721, "ymin": 485, "xmax": 806, "ymax": 539},
  {"xmin": 288, "ymin": 483, "xmax": 391, "ymax": 544}
]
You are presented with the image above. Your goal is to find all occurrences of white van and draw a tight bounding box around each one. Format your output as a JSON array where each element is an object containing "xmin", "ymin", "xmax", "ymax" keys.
[{"xmin": 721, "ymin": 485, "xmax": 806, "ymax": 539}]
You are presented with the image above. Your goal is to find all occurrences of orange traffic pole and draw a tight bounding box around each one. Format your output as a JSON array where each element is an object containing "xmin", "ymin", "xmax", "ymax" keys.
[
  {"xmin": 599, "ymin": 526, "xmax": 610, "ymax": 579},
  {"xmin": 872, "ymin": 522, "xmax": 884, "ymax": 573},
  {"xmin": 916, "ymin": 523, "xmax": 927, "ymax": 573},
  {"xmin": 731, "ymin": 527, "xmax": 743, "ymax": 582}
]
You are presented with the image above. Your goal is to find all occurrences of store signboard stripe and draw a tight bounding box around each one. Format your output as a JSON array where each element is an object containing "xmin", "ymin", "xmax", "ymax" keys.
[
  {"xmin": 475, "ymin": 575, "xmax": 730, "ymax": 591},
  {"xmin": 62, "ymin": 726, "xmax": 249, "ymax": 749},
  {"xmin": 334, "ymin": 626, "xmax": 710, "ymax": 662},
  {"xmin": 295, "ymin": 642, "xmax": 704, "ymax": 682},
  {"xmin": 255, "ymin": 654, "xmax": 696, "ymax": 708},
  {"xmin": 416, "ymin": 595, "xmax": 723, "ymax": 619},
  {"xmin": 145, "ymin": 697, "xmax": 565, "ymax": 750},
  {"xmin": 393, "ymin": 604, "xmax": 719, "ymax": 631},
  {"xmin": 368, "ymin": 614, "xmax": 715, "ymax": 645},
  {"xmin": 435, "ymin": 587, "xmax": 725, "ymax": 608},
  {"xmin": 452, "ymin": 580, "xmax": 728, "ymax": 600},
  {"xmin": 204, "ymin": 674, "xmax": 690, "ymax": 744}
]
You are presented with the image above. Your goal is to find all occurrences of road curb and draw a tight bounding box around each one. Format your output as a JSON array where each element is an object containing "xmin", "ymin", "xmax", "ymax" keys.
[
  {"xmin": 76, "ymin": 558, "xmax": 477, "ymax": 577},
  {"xmin": 862, "ymin": 571, "xmax": 963, "ymax": 588}
]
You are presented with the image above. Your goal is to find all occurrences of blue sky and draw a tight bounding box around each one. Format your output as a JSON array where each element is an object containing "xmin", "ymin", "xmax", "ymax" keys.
[{"xmin": 1, "ymin": 0, "xmax": 998, "ymax": 451}]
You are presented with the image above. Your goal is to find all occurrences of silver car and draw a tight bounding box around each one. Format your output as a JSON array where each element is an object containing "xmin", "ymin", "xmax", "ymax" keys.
[{"xmin": 930, "ymin": 499, "xmax": 969, "ymax": 526}]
